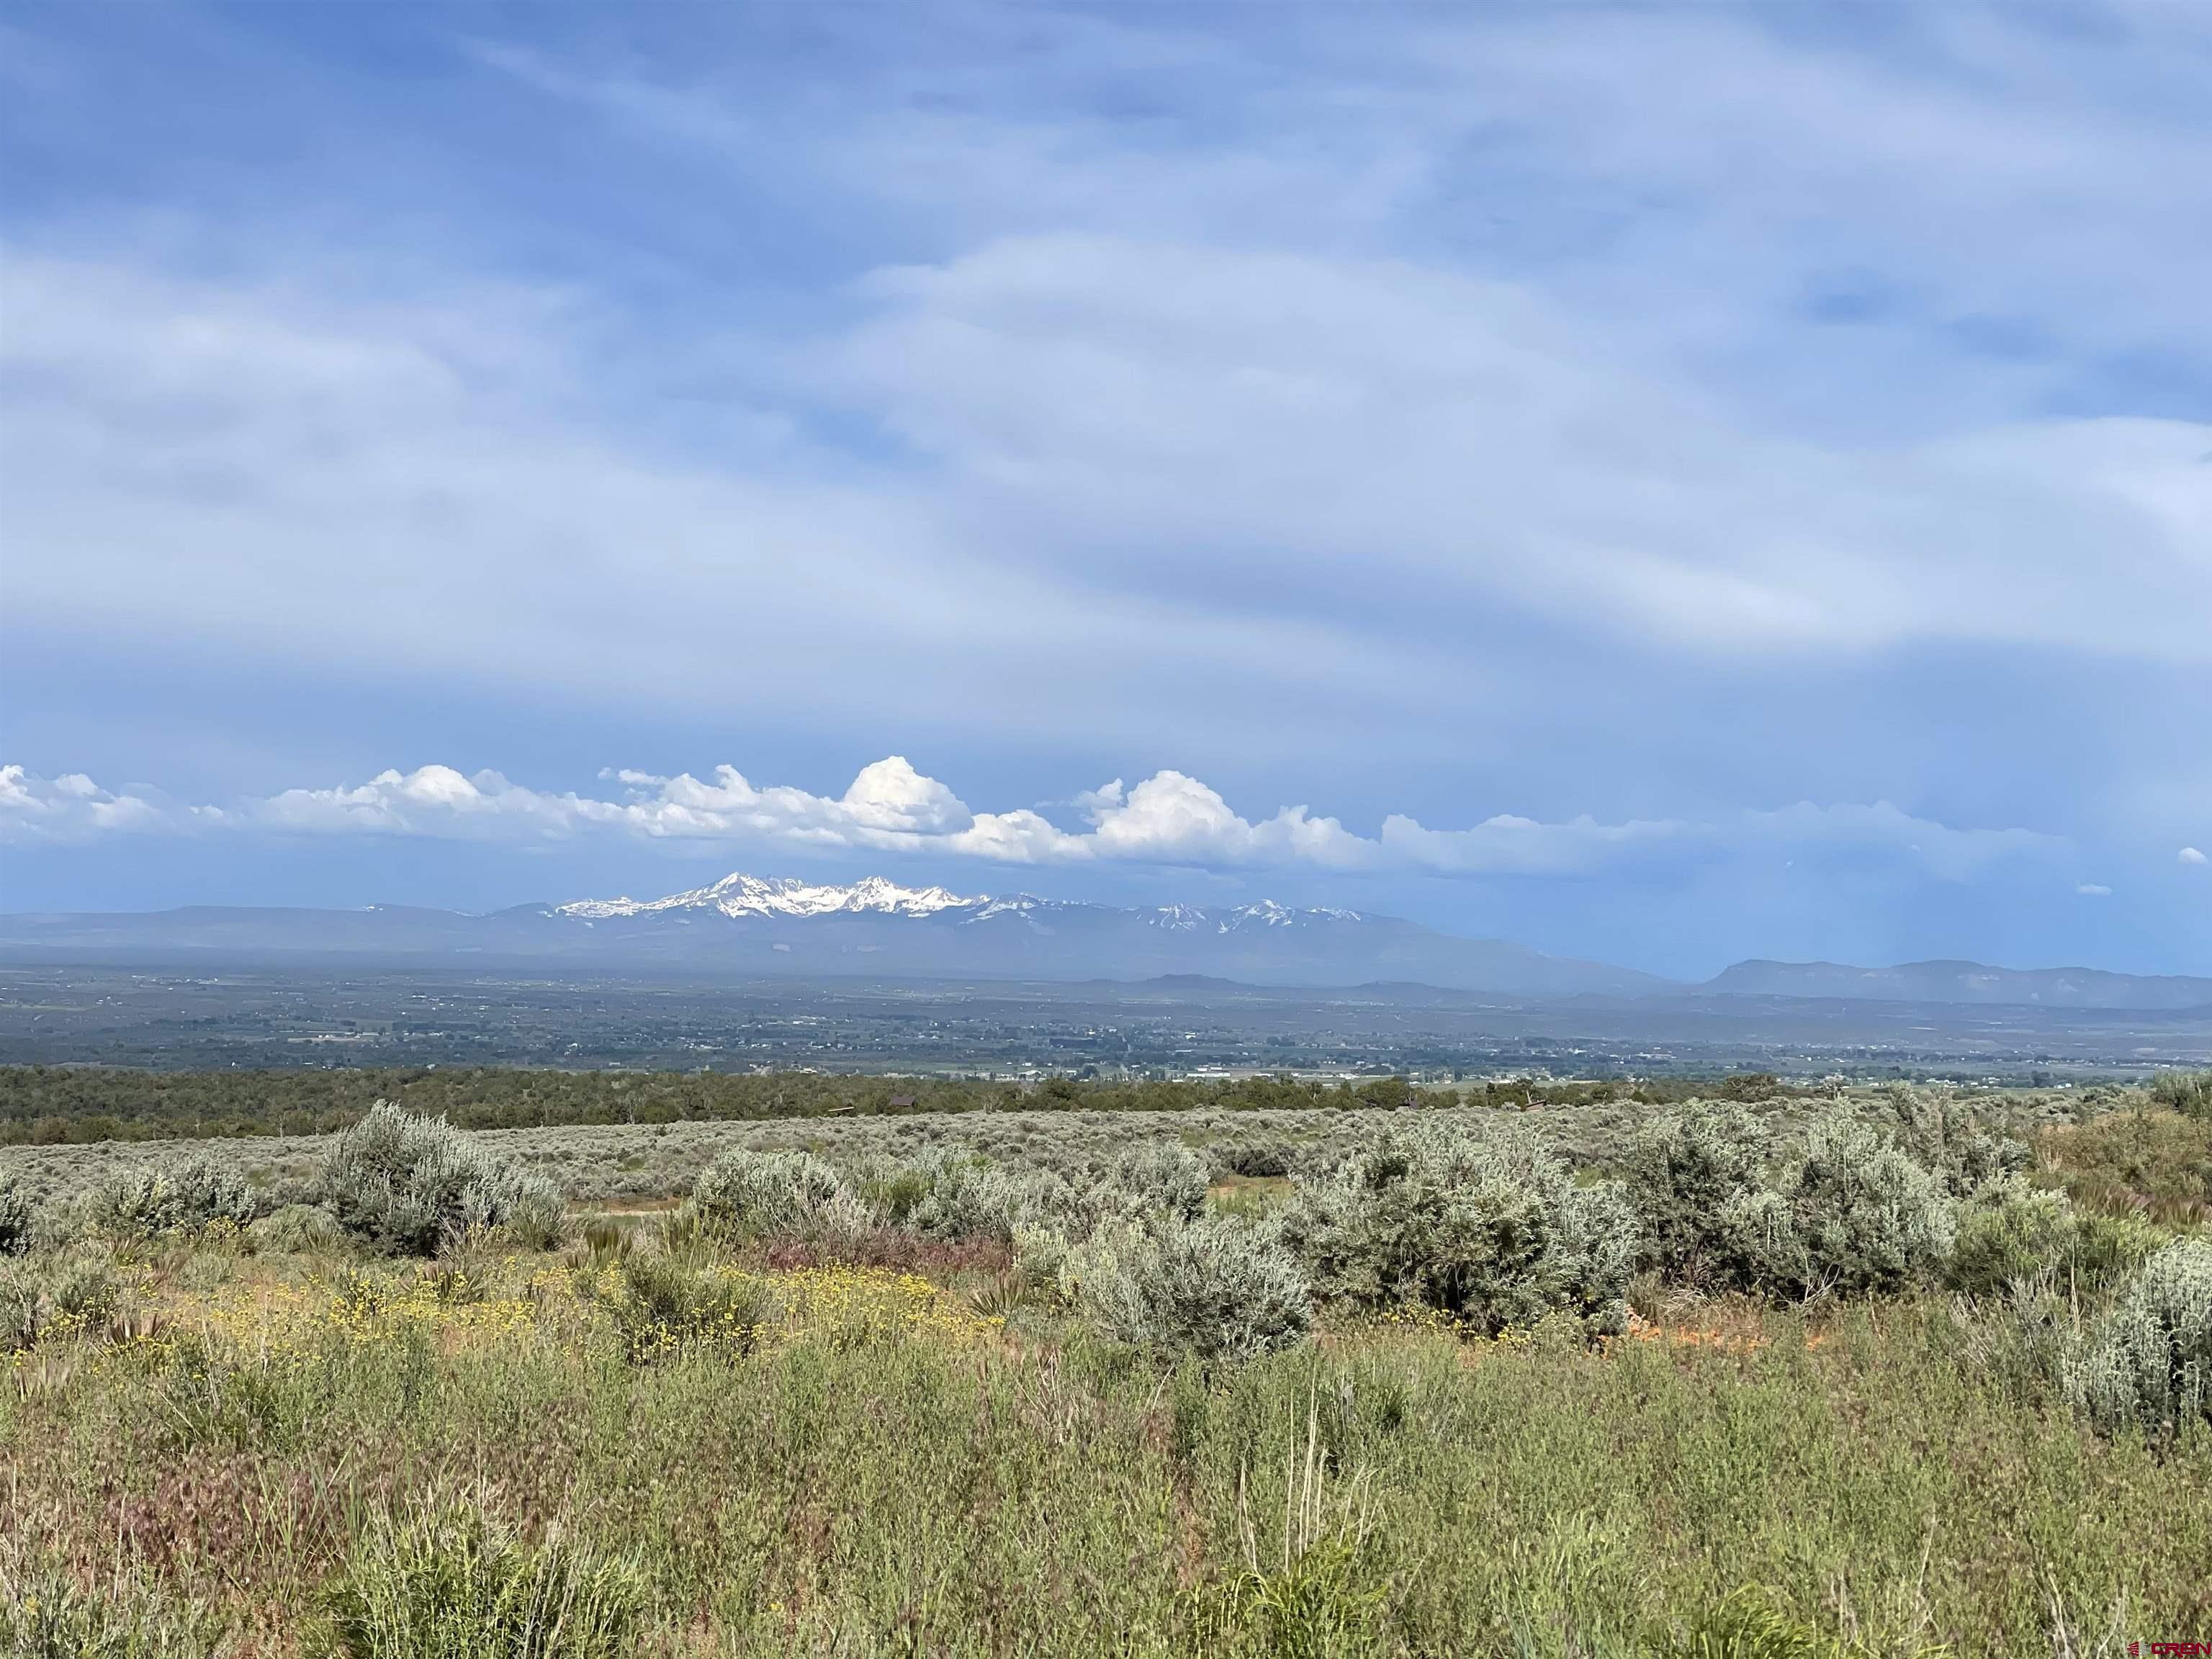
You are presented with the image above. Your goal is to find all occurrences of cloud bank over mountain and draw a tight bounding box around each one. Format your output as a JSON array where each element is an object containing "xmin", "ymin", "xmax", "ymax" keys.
[{"xmin": 2, "ymin": 757, "xmax": 2071, "ymax": 885}]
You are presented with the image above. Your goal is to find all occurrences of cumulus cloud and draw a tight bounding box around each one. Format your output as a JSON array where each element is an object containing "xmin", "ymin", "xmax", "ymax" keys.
[
  {"xmin": 2078, "ymin": 883, "xmax": 2113, "ymax": 897},
  {"xmin": 0, "ymin": 758, "xmax": 2067, "ymax": 881},
  {"xmin": 0, "ymin": 764, "xmax": 181, "ymax": 841},
  {"xmin": 2184, "ymin": 846, "xmax": 2208, "ymax": 866}
]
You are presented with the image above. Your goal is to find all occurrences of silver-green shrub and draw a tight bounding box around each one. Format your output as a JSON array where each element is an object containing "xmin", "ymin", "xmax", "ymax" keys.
[
  {"xmin": 1093, "ymin": 1142, "xmax": 1210, "ymax": 1223},
  {"xmin": 1059, "ymin": 1215, "xmax": 1309, "ymax": 1359},
  {"xmin": 691, "ymin": 1148, "xmax": 848, "ymax": 1241},
  {"xmin": 2069, "ymin": 1236, "xmax": 2212, "ymax": 1440},
  {"xmin": 894, "ymin": 1147, "xmax": 1048, "ymax": 1241},
  {"xmin": 317, "ymin": 1101, "xmax": 564, "ymax": 1257},
  {"xmin": 1277, "ymin": 1123, "xmax": 1637, "ymax": 1336},
  {"xmin": 1740, "ymin": 1115, "xmax": 1956, "ymax": 1298},
  {"xmin": 1880, "ymin": 1085, "xmax": 2031, "ymax": 1196},
  {"xmin": 0, "ymin": 1253, "xmax": 121, "ymax": 1351},
  {"xmin": 0, "ymin": 1175, "xmax": 30, "ymax": 1256},
  {"xmin": 85, "ymin": 1155, "xmax": 258, "ymax": 1240}
]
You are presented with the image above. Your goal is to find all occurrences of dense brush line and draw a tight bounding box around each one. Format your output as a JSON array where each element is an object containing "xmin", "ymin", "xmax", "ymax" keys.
[{"xmin": 0, "ymin": 1062, "xmax": 1839, "ymax": 1145}]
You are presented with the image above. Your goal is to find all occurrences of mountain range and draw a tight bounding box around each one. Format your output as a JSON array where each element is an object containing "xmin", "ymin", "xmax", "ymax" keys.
[{"xmin": 4, "ymin": 873, "xmax": 2208, "ymax": 1010}]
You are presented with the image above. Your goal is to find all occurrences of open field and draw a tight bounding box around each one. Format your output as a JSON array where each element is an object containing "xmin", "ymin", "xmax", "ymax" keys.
[
  {"xmin": 0, "ymin": 1090, "xmax": 2104, "ymax": 1214},
  {"xmin": 0, "ymin": 1102, "xmax": 1761, "ymax": 1214},
  {"xmin": 4, "ymin": 1076, "xmax": 2210, "ymax": 1656},
  {"xmin": 7, "ymin": 1254, "xmax": 2211, "ymax": 1656},
  {"xmin": 9, "ymin": 966, "xmax": 2205, "ymax": 1082}
]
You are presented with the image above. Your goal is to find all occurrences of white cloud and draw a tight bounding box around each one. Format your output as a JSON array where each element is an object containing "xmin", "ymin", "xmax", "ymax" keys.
[
  {"xmin": 238, "ymin": 758, "xmax": 976, "ymax": 850},
  {"xmin": 1078, "ymin": 771, "xmax": 1374, "ymax": 868},
  {"xmin": 2183, "ymin": 846, "xmax": 2208, "ymax": 866},
  {"xmin": 0, "ymin": 759, "xmax": 2067, "ymax": 883},
  {"xmin": 4, "ymin": 226, "xmax": 2206, "ymax": 788},
  {"xmin": 835, "ymin": 233, "xmax": 2212, "ymax": 664},
  {"xmin": 2078, "ymin": 883, "xmax": 2113, "ymax": 897},
  {"xmin": 0, "ymin": 764, "xmax": 176, "ymax": 842}
]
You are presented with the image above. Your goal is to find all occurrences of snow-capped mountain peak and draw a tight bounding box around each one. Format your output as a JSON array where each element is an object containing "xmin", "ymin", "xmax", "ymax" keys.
[
  {"xmin": 1150, "ymin": 903, "xmax": 1209, "ymax": 931},
  {"xmin": 557, "ymin": 873, "xmax": 983, "ymax": 922},
  {"xmin": 556, "ymin": 873, "xmax": 1367, "ymax": 932}
]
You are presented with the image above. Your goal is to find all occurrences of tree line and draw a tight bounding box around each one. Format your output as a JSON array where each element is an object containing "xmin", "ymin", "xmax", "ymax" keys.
[{"xmin": 0, "ymin": 1064, "xmax": 1804, "ymax": 1146}]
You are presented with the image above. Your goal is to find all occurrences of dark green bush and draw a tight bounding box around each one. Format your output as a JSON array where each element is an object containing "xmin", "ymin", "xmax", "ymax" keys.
[
  {"xmin": 1214, "ymin": 1137, "xmax": 1295, "ymax": 1179},
  {"xmin": 1624, "ymin": 1101, "xmax": 1771, "ymax": 1285},
  {"xmin": 0, "ymin": 1174, "xmax": 30, "ymax": 1256},
  {"xmin": 1946, "ymin": 1179, "xmax": 2077, "ymax": 1298}
]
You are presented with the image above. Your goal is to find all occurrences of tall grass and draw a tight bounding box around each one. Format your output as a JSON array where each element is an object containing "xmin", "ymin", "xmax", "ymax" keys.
[
  {"xmin": 1, "ymin": 1248, "xmax": 2206, "ymax": 1655},
  {"xmin": 312, "ymin": 1496, "xmax": 644, "ymax": 1659}
]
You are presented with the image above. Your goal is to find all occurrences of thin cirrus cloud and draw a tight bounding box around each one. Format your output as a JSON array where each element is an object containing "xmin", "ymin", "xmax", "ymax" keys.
[{"xmin": 0, "ymin": 760, "xmax": 2063, "ymax": 883}]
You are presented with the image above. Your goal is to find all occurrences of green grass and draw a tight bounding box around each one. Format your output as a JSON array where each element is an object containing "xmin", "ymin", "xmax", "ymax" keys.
[
  {"xmin": 2, "ymin": 1248, "xmax": 2207, "ymax": 1656},
  {"xmin": 2037, "ymin": 1108, "xmax": 2212, "ymax": 1224}
]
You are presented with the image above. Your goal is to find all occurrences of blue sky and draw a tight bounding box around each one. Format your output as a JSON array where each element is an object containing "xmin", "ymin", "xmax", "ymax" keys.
[{"xmin": 2, "ymin": 1, "xmax": 2208, "ymax": 979}]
